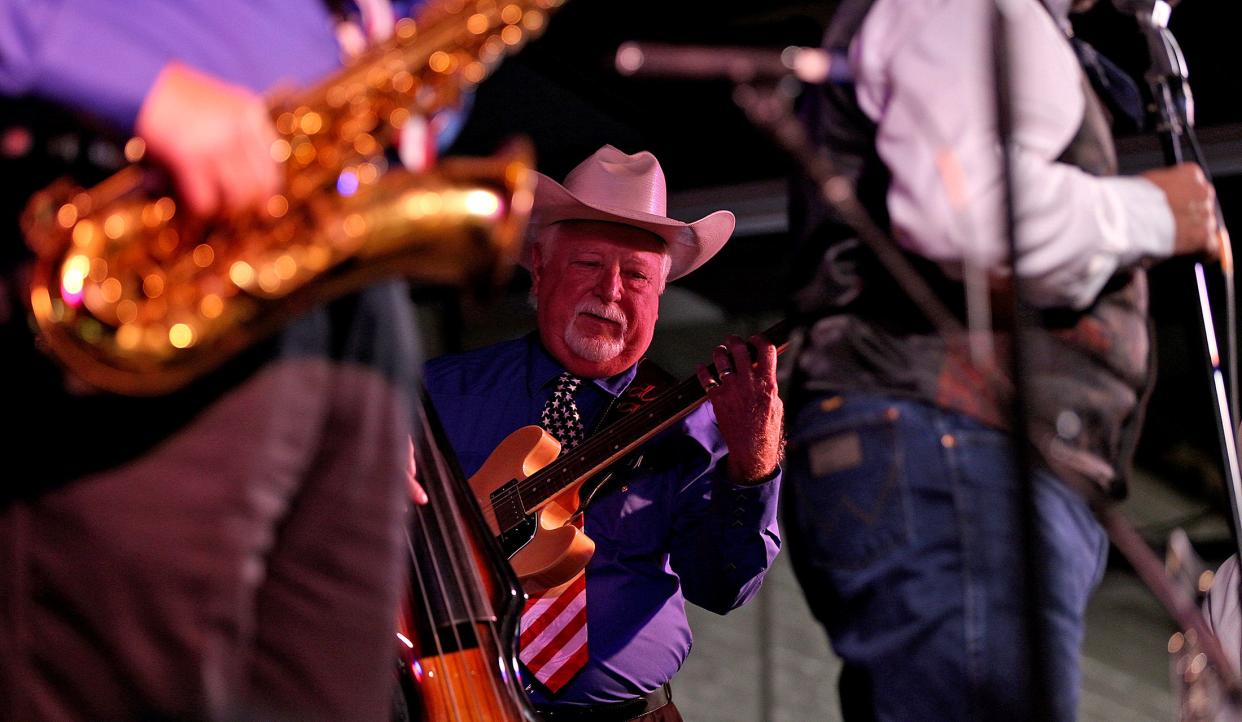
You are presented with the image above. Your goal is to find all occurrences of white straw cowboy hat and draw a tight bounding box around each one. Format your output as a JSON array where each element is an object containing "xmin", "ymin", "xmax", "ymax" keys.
[{"xmin": 523, "ymin": 145, "xmax": 736, "ymax": 281}]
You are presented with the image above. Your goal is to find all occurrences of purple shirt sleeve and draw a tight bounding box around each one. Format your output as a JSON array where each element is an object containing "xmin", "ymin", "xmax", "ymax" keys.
[
  {"xmin": 0, "ymin": 0, "xmax": 342, "ymax": 132},
  {"xmin": 1, "ymin": 1, "xmax": 170, "ymax": 131}
]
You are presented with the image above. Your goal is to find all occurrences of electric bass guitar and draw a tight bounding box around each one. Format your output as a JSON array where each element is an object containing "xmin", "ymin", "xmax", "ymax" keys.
[{"xmin": 467, "ymin": 319, "xmax": 792, "ymax": 594}]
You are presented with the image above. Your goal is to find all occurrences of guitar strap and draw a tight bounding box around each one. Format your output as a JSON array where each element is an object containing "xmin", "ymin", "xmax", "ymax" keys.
[
  {"xmin": 593, "ymin": 357, "xmax": 678, "ymax": 433},
  {"xmin": 578, "ymin": 357, "xmax": 678, "ymax": 507}
]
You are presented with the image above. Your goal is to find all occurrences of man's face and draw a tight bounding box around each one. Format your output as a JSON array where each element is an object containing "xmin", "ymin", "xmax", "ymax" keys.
[{"xmin": 532, "ymin": 221, "xmax": 667, "ymax": 379}]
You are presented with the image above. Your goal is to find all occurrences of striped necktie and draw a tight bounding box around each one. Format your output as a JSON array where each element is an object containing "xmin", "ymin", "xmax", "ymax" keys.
[{"xmin": 520, "ymin": 372, "xmax": 589, "ymax": 692}]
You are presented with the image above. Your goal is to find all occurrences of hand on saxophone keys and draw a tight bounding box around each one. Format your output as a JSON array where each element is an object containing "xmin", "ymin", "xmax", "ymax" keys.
[{"xmin": 135, "ymin": 61, "xmax": 282, "ymax": 218}]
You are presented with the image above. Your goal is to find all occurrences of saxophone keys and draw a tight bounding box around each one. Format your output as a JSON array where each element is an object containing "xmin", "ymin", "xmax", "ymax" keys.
[
  {"xmin": 466, "ymin": 13, "xmax": 490, "ymax": 34},
  {"xmin": 266, "ymin": 194, "xmax": 290, "ymax": 218},
  {"xmin": 99, "ymin": 276, "xmax": 122, "ymax": 304},
  {"xmin": 115, "ymin": 323, "xmax": 142, "ymax": 351},
  {"xmin": 116, "ymin": 299, "xmax": 138, "ymax": 325},
  {"xmin": 463, "ymin": 62, "xmax": 486, "ymax": 84},
  {"xmin": 428, "ymin": 51, "xmax": 455, "ymax": 74},
  {"xmin": 168, "ymin": 322, "xmax": 196, "ymax": 349},
  {"xmin": 304, "ymin": 244, "xmax": 332, "ymax": 272},
  {"xmin": 273, "ymin": 254, "xmax": 298, "ymax": 281},
  {"xmin": 71, "ymin": 219, "xmax": 99, "ymax": 249},
  {"xmin": 499, "ymin": 5, "xmax": 523, "ymax": 25},
  {"xmin": 56, "ymin": 203, "xmax": 79, "ymax": 228},
  {"xmin": 123, "ymin": 137, "xmax": 146, "ymax": 163},
  {"xmin": 59, "ymin": 253, "xmax": 91, "ymax": 301},
  {"xmin": 256, "ymin": 266, "xmax": 284, "ymax": 294},
  {"xmin": 298, "ymin": 111, "xmax": 324, "ymax": 135},
  {"xmin": 228, "ymin": 260, "xmax": 256, "ymax": 291},
  {"xmin": 499, "ymin": 25, "xmax": 522, "ymax": 46},
  {"xmin": 521, "ymin": 9, "xmax": 546, "ymax": 32},
  {"xmin": 270, "ymin": 138, "xmax": 292, "ymax": 163},
  {"xmin": 191, "ymin": 244, "xmax": 216, "ymax": 268}
]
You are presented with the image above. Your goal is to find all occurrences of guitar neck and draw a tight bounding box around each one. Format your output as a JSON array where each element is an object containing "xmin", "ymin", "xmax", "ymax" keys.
[
  {"xmin": 517, "ymin": 375, "xmax": 708, "ymax": 508},
  {"xmin": 514, "ymin": 318, "xmax": 795, "ymax": 511}
]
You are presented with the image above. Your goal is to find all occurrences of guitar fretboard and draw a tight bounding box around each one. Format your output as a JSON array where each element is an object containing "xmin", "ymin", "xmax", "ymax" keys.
[{"xmin": 517, "ymin": 373, "xmax": 708, "ymax": 513}]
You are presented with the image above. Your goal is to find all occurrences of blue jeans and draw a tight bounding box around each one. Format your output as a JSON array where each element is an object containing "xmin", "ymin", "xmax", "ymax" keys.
[{"xmin": 783, "ymin": 393, "xmax": 1108, "ymax": 721}]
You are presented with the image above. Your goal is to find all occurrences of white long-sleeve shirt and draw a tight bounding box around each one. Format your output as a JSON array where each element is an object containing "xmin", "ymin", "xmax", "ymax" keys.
[{"xmin": 852, "ymin": 0, "xmax": 1175, "ymax": 309}]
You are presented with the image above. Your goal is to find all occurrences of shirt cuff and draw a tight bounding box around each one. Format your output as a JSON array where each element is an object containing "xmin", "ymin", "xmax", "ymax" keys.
[
  {"xmin": 714, "ymin": 464, "xmax": 782, "ymax": 530},
  {"xmin": 1109, "ymin": 175, "xmax": 1177, "ymax": 266}
]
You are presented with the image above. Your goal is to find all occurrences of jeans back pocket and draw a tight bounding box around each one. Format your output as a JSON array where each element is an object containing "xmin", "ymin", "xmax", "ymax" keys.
[{"xmin": 787, "ymin": 401, "xmax": 911, "ymax": 572}]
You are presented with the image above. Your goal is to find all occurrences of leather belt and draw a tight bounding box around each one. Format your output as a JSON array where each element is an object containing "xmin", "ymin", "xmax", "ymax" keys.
[{"xmin": 534, "ymin": 683, "xmax": 672, "ymax": 722}]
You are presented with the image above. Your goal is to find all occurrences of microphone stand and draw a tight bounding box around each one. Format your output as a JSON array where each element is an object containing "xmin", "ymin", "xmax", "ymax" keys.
[
  {"xmin": 990, "ymin": 5, "xmax": 1050, "ymax": 715},
  {"xmin": 1128, "ymin": 0, "xmax": 1242, "ymax": 608},
  {"xmin": 1122, "ymin": 2, "xmax": 1242, "ymax": 711}
]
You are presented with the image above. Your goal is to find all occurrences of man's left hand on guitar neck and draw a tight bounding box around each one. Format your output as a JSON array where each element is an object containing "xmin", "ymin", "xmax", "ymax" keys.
[{"xmin": 696, "ymin": 334, "xmax": 784, "ymax": 485}]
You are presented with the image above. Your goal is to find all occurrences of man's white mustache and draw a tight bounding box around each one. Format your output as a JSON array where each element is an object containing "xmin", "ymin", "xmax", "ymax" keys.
[{"xmin": 575, "ymin": 300, "xmax": 627, "ymax": 331}]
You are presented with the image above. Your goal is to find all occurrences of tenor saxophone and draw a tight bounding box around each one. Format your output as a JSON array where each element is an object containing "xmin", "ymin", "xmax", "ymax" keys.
[{"xmin": 20, "ymin": 0, "xmax": 563, "ymax": 395}]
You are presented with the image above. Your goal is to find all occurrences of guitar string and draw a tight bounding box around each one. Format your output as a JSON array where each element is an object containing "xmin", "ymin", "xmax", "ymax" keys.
[
  {"xmin": 483, "ymin": 375, "xmax": 704, "ymax": 519},
  {"xmin": 406, "ymin": 498, "xmax": 464, "ymax": 720},
  {"xmin": 484, "ymin": 320, "xmax": 791, "ymax": 535},
  {"xmin": 409, "ymin": 400, "xmax": 481, "ymax": 722},
  {"xmin": 484, "ymin": 378, "xmax": 702, "ymax": 523},
  {"xmin": 501, "ymin": 319, "xmax": 792, "ymax": 511}
]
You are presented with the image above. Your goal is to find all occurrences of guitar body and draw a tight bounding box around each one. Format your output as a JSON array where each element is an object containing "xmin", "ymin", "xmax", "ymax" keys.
[{"xmin": 470, "ymin": 425, "xmax": 596, "ymax": 594}]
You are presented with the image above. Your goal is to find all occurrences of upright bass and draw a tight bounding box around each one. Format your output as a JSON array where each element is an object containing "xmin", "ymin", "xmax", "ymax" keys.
[{"xmin": 397, "ymin": 399, "xmax": 538, "ymax": 721}]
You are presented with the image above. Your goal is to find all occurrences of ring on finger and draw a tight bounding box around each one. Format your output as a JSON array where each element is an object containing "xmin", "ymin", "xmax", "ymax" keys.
[
  {"xmin": 704, "ymin": 377, "xmax": 721, "ymax": 390},
  {"xmin": 718, "ymin": 367, "xmax": 735, "ymax": 378}
]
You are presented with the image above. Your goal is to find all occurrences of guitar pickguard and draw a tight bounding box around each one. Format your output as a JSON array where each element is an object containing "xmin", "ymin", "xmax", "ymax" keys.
[{"xmin": 496, "ymin": 515, "xmax": 538, "ymax": 559}]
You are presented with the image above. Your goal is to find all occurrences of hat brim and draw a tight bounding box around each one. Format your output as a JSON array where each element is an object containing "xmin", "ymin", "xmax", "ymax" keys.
[{"xmin": 521, "ymin": 171, "xmax": 736, "ymax": 281}]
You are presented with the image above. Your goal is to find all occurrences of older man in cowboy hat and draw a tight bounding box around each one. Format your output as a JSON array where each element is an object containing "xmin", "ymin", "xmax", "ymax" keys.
[{"xmin": 423, "ymin": 145, "xmax": 783, "ymax": 721}]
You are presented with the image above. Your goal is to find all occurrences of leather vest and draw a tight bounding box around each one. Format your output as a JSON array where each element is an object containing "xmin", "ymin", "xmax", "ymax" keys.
[{"xmin": 791, "ymin": 0, "xmax": 1151, "ymax": 495}]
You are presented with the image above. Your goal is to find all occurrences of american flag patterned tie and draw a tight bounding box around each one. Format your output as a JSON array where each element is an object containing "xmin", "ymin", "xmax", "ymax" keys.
[
  {"xmin": 521, "ymin": 372, "xmax": 589, "ymax": 692},
  {"xmin": 539, "ymin": 372, "xmax": 586, "ymax": 451}
]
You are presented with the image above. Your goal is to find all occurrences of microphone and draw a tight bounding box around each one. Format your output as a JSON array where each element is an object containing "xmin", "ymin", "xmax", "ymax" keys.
[{"xmin": 614, "ymin": 42, "xmax": 852, "ymax": 85}]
